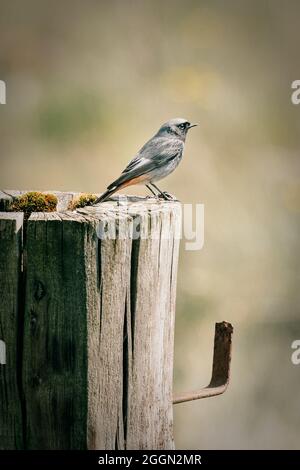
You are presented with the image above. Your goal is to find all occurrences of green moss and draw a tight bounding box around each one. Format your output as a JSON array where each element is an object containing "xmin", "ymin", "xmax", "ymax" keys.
[
  {"xmin": 11, "ymin": 192, "xmax": 58, "ymax": 216},
  {"xmin": 68, "ymin": 193, "xmax": 97, "ymax": 210}
]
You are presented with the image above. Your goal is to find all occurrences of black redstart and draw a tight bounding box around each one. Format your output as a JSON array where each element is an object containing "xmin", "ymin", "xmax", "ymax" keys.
[{"xmin": 94, "ymin": 118, "xmax": 197, "ymax": 203}]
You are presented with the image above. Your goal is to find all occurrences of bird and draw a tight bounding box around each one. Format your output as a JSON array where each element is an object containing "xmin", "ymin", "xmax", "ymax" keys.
[{"xmin": 93, "ymin": 118, "xmax": 197, "ymax": 204}]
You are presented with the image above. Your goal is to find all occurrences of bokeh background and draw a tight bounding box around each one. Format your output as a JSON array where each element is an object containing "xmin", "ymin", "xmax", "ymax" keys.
[{"xmin": 1, "ymin": 0, "xmax": 300, "ymax": 449}]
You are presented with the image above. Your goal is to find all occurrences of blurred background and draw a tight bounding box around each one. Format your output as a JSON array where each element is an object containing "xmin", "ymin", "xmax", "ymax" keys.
[{"xmin": 1, "ymin": 0, "xmax": 300, "ymax": 449}]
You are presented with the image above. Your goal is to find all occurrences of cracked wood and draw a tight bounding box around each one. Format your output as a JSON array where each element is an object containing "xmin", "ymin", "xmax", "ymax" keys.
[{"xmin": 0, "ymin": 192, "xmax": 181, "ymax": 450}]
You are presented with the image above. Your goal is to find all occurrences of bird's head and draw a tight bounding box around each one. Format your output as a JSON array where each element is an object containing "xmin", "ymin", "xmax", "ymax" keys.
[{"xmin": 158, "ymin": 118, "xmax": 197, "ymax": 140}]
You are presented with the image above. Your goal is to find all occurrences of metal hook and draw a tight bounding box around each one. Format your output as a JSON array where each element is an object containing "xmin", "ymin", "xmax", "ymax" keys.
[{"xmin": 173, "ymin": 321, "xmax": 233, "ymax": 404}]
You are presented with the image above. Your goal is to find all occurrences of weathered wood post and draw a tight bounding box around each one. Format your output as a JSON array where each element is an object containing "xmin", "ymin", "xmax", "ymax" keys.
[
  {"xmin": 0, "ymin": 213, "xmax": 24, "ymax": 449},
  {"xmin": 0, "ymin": 191, "xmax": 181, "ymax": 450}
]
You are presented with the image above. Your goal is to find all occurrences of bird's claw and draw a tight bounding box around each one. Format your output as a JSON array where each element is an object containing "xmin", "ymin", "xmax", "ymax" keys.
[{"xmin": 158, "ymin": 192, "xmax": 177, "ymax": 201}]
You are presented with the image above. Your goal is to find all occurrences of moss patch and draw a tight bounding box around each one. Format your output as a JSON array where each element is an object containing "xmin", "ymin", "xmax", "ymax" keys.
[
  {"xmin": 11, "ymin": 192, "xmax": 58, "ymax": 218},
  {"xmin": 68, "ymin": 193, "xmax": 97, "ymax": 210}
]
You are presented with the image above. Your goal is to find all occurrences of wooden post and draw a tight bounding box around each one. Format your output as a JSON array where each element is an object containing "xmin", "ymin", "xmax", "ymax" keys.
[
  {"xmin": 0, "ymin": 192, "xmax": 181, "ymax": 450},
  {"xmin": 0, "ymin": 213, "xmax": 24, "ymax": 449}
]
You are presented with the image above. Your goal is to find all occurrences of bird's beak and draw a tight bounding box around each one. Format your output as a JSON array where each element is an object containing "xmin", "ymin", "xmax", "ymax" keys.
[{"xmin": 188, "ymin": 123, "xmax": 197, "ymax": 129}]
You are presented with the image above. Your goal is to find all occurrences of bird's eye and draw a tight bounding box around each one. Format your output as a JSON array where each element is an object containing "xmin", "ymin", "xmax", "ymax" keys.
[{"xmin": 178, "ymin": 123, "xmax": 185, "ymax": 129}]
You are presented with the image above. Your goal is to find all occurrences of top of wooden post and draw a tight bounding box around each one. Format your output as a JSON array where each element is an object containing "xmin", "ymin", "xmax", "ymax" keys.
[{"xmin": 0, "ymin": 189, "xmax": 181, "ymax": 223}]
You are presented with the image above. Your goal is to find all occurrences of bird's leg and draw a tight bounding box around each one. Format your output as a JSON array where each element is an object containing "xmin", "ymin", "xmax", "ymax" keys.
[
  {"xmin": 146, "ymin": 184, "xmax": 158, "ymax": 198},
  {"xmin": 150, "ymin": 183, "xmax": 176, "ymax": 201},
  {"xmin": 150, "ymin": 183, "xmax": 166, "ymax": 198}
]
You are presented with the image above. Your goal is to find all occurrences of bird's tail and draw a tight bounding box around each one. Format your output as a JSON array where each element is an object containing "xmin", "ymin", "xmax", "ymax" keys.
[
  {"xmin": 93, "ymin": 186, "xmax": 120, "ymax": 204},
  {"xmin": 93, "ymin": 172, "xmax": 139, "ymax": 204}
]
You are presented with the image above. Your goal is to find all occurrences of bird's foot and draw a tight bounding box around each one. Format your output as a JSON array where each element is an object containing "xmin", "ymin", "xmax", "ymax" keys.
[{"xmin": 158, "ymin": 191, "xmax": 177, "ymax": 201}]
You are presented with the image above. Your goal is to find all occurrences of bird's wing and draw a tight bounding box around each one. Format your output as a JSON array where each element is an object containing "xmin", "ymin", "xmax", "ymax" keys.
[{"xmin": 107, "ymin": 137, "xmax": 183, "ymax": 190}]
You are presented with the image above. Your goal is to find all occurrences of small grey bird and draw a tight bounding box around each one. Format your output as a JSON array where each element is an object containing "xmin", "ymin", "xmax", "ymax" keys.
[{"xmin": 93, "ymin": 118, "xmax": 197, "ymax": 203}]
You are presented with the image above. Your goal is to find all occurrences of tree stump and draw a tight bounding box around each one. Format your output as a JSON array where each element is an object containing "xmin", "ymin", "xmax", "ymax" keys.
[{"xmin": 0, "ymin": 191, "xmax": 181, "ymax": 450}]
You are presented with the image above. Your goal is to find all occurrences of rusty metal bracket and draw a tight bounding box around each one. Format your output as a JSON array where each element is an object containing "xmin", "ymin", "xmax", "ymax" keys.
[{"xmin": 173, "ymin": 321, "xmax": 233, "ymax": 404}]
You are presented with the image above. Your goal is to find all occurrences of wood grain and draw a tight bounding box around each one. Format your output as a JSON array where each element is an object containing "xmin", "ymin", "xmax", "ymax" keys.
[
  {"xmin": 23, "ymin": 212, "xmax": 93, "ymax": 449},
  {"xmin": 0, "ymin": 193, "xmax": 181, "ymax": 449},
  {"xmin": 0, "ymin": 212, "xmax": 24, "ymax": 449}
]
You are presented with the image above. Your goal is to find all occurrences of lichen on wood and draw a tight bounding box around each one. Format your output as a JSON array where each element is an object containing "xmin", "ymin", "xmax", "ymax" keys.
[
  {"xmin": 68, "ymin": 193, "xmax": 97, "ymax": 210},
  {"xmin": 11, "ymin": 191, "xmax": 57, "ymax": 218}
]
